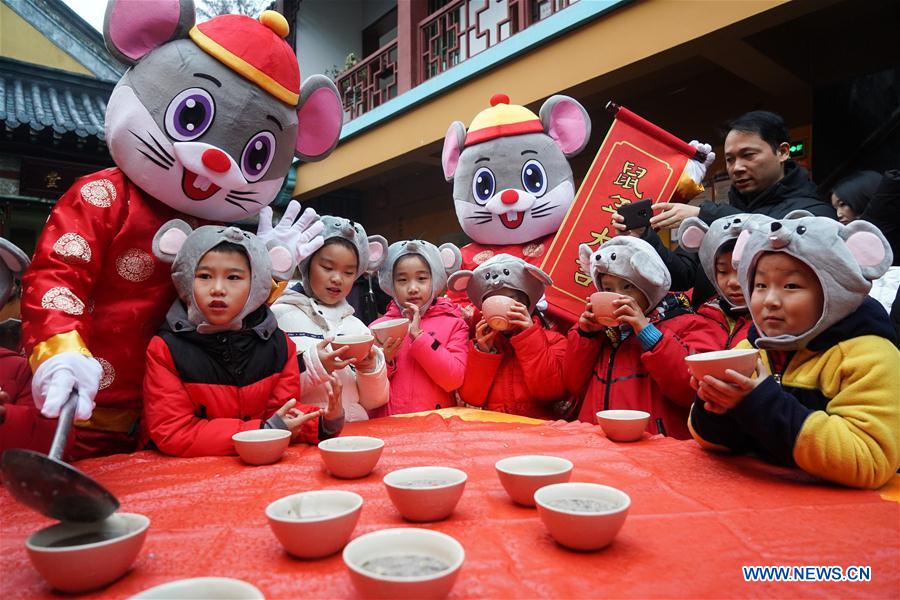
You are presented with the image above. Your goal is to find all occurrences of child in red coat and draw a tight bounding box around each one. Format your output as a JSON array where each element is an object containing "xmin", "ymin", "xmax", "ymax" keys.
[
  {"xmin": 565, "ymin": 237, "xmax": 716, "ymax": 439},
  {"xmin": 142, "ymin": 220, "xmax": 343, "ymax": 457},
  {"xmin": 0, "ymin": 238, "xmax": 59, "ymax": 454},
  {"xmin": 677, "ymin": 214, "xmax": 763, "ymax": 350},
  {"xmin": 449, "ymin": 254, "xmax": 567, "ymax": 419}
]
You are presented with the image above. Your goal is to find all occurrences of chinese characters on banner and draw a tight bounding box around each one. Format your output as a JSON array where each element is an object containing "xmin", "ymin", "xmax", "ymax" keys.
[{"xmin": 540, "ymin": 103, "xmax": 699, "ymax": 321}]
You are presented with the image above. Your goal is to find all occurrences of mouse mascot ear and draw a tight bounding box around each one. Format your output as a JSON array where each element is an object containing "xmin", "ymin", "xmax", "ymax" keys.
[
  {"xmin": 295, "ymin": 75, "xmax": 343, "ymax": 162},
  {"xmin": 104, "ymin": 0, "xmax": 195, "ymax": 65}
]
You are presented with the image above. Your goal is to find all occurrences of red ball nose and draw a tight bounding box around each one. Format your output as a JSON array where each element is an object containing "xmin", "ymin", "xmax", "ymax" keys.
[
  {"xmin": 501, "ymin": 190, "xmax": 519, "ymax": 205},
  {"xmin": 201, "ymin": 148, "xmax": 231, "ymax": 173}
]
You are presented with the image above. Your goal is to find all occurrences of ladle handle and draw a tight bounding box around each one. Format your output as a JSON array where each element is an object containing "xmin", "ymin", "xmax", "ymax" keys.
[{"xmin": 48, "ymin": 390, "xmax": 77, "ymax": 461}]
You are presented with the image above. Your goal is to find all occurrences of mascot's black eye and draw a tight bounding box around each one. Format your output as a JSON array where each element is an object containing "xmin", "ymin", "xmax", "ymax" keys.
[
  {"xmin": 484, "ymin": 273, "xmax": 491, "ymax": 280},
  {"xmin": 503, "ymin": 268, "xmax": 510, "ymax": 276},
  {"xmin": 240, "ymin": 131, "xmax": 277, "ymax": 182},
  {"xmin": 797, "ymin": 225, "xmax": 807, "ymax": 235},
  {"xmin": 521, "ymin": 159, "xmax": 547, "ymax": 196},
  {"xmin": 472, "ymin": 167, "xmax": 495, "ymax": 204},
  {"xmin": 164, "ymin": 88, "xmax": 215, "ymax": 141},
  {"xmin": 610, "ymin": 252, "xmax": 617, "ymax": 260}
]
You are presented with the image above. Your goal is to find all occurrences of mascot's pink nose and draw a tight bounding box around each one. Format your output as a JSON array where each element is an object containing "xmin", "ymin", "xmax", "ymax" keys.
[
  {"xmin": 202, "ymin": 148, "xmax": 231, "ymax": 173},
  {"xmin": 501, "ymin": 190, "xmax": 519, "ymax": 205}
]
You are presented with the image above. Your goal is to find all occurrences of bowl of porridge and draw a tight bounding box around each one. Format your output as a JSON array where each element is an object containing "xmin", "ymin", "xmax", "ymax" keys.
[
  {"xmin": 534, "ymin": 482, "xmax": 631, "ymax": 551},
  {"xmin": 494, "ymin": 455, "xmax": 573, "ymax": 507},
  {"xmin": 319, "ymin": 436, "xmax": 385, "ymax": 479},
  {"xmin": 266, "ymin": 490, "xmax": 363, "ymax": 558},
  {"xmin": 343, "ymin": 527, "xmax": 464, "ymax": 599},
  {"xmin": 383, "ymin": 466, "xmax": 467, "ymax": 522}
]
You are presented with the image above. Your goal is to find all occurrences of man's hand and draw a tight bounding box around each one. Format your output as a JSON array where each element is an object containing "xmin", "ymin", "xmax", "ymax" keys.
[
  {"xmin": 256, "ymin": 200, "xmax": 325, "ymax": 265},
  {"xmin": 612, "ymin": 296, "xmax": 649, "ymax": 333},
  {"xmin": 316, "ymin": 338, "xmax": 355, "ymax": 373},
  {"xmin": 694, "ymin": 358, "xmax": 769, "ymax": 414},
  {"xmin": 611, "ymin": 212, "xmax": 645, "ymax": 238},
  {"xmin": 648, "ymin": 202, "xmax": 700, "ymax": 231},
  {"xmin": 32, "ymin": 352, "xmax": 102, "ymax": 420}
]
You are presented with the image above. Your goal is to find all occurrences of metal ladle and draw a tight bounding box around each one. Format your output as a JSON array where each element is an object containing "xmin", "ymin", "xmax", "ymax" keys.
[{"xmin": 1, "ymin": 390, "xmax": 119, "ymax": 522}]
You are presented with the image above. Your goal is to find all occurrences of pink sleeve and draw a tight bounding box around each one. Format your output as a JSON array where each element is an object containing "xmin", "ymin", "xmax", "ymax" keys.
[{"xmin": 409, "ymin": 318, "xmax": 469, "ymax": 392}]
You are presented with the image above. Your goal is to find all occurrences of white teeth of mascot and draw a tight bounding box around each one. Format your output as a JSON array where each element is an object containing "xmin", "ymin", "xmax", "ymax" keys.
[{"xmin": 194, "ymin": 175, "xmax": 212, "ymax": 191}]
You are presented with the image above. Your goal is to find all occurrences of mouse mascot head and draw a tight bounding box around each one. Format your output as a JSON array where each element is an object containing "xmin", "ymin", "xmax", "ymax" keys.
[
  {"xmin": 441, "ymin": 93, "xmax": 590, "ymax": 321},
  {"xmin": 20, "ymin": 0, "xmax": 343, "ymax": 460}
]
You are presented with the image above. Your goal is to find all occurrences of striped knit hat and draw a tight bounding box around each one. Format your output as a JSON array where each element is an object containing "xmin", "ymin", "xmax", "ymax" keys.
[{"xmin": 189, "ymin": 10, "xmax": 299, "ymax": 106}]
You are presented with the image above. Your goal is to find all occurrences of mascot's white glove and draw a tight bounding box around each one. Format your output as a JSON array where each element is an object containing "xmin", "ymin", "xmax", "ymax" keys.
[
  {"xmin": 683, "ymin": 140, "xmax": 716, "ymax": 185},
  {"xmin": 32, "ymin": 352, "xmax": 103, "ymax": 421},
  {"xmin": 257, "ymin": 200, "xmax": 325, "ymax": 265}
]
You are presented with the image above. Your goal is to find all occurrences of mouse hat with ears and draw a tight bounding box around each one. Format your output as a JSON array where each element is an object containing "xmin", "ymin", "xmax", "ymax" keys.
[
  {"xmin": 378, "ymin": 240, "xmax": 463, "ymax": 309},
  {"xmin": 733, "ymin": 211, "xmax": 893, "ymax": 351},
  {"xmin": 447, "ymin": 253, "xmax": 552, "ymax": 314},
  {"xmin": 0, "ymin": 238, "xmax": 30, "ymax": 307},
  {"xmin": 578, "ymin": 236, "xmax": 671, "ymax": 312},
  {"xmin": 297, "ymin": 216, "xmax": 388, "ymax": 295},
  {"xmin": 676, "ymin": 213, "xmax": 774, "ymax": 309},
  {"xmin": 151, "ymin": 219, "xmax": 295, "ymax": 331}
]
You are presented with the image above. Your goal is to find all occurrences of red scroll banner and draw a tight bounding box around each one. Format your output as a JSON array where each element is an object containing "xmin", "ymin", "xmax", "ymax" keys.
[{"xmin": 540, "ymin": 102, "xmax": 701, "ymax": 322}]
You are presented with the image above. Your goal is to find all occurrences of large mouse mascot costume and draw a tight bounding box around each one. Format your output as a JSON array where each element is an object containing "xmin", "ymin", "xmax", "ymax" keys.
[
  {"xmin": 20, "ymin": 0, "xmax": 343, "ymax": 459},
  {"xmin": 441, "ymin": 93, "xmax": 591, "ymax": 322}
]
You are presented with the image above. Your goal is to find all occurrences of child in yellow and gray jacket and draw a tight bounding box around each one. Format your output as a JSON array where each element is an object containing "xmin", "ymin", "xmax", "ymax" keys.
[{"xmin": 689, "ymin": 212, "xmax": 899, "ymax": 489}]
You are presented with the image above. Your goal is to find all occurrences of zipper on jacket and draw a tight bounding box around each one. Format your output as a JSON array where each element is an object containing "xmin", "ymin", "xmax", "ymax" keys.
[{"xmin": 602, "ymin": 345, "xmax": 619, "ymax": 411}]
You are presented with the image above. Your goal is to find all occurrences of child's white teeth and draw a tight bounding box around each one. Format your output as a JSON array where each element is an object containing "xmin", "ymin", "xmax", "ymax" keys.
[{"xmin": 195, "ymin": 175, "xmax": 212, "ymax": 191}]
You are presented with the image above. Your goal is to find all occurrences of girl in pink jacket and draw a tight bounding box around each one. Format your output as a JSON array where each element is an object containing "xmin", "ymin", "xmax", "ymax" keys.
[{"xmin": 369, "ymin": 240, "xmax": 468, "ymax": 416}]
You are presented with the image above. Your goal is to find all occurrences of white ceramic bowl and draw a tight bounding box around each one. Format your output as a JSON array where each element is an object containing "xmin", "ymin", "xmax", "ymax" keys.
[
  {"xmin": 481, "ymin": 295, "xmax": 515, "ymax": 331},
  {"xmin": 494, "ymin": 455, "xmax": 573, "ymax": 507},
  {"xmin": 319, "ymin": 436, "xmax": 385, "ymax": 479},
  {"xmin": 370, "ymin": 318, "xmax": 410, "ymax": 344},
  {"xmin": 685, "ymin": 348, "xmax": 759, "ymax": 381},
  {"xmin": 266, "ymin": 490, "xmax": 363, "ymax": 559},
  {"xmin": 332, "ymin": 334, "xmax": 376, "ymax": 362},
  {"xmin": 131, "ymin": 577, "xmax": 263, "ymax": 599},
  {"xmin": 383, "ymin": 466, "xmax": 467, "ymax": 522},
  {"xmin": 27, "ymin": 512, "xmax": 150, "ymax": 593},
  {"xmin": 534, "ymin": 482, "xmax": 631, "ymax": 551},
  {"xmin": 595, "ymin": 409, "xmax": 650, "ymax": 442},
  {"xmin": 343, "ymin": 528, "xmax": 465, "ymax": 599},
  {"xmin": 232, "ymin": 428, "xmax": 291, "ymax": 465}
]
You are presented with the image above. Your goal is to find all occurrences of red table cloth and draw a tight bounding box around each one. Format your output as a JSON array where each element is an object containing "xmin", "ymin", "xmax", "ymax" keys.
[{"xmin": 1, "ymin": 414, "xmax": 898, "ymax": 598}]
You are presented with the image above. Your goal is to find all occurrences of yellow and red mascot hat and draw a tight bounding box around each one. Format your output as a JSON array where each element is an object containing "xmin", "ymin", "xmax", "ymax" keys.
[
  {"xmin": 464, "ymin": 93, "xmax": 544, "ymax": 147},
  {"xmin": 189, "ymin": 10, "xmax": 299, "ymax": 106}
]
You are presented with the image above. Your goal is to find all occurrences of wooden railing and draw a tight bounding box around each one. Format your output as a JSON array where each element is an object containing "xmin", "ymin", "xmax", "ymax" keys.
[{"xmin": 334, "ymin": 40, "xmax": 399, "ymax": 121}]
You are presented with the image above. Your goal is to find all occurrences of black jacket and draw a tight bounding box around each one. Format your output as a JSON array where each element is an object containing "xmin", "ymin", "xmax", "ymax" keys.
[{"xmin": 861, "ymin": 169, "xmax": 900, "ymax": 266}]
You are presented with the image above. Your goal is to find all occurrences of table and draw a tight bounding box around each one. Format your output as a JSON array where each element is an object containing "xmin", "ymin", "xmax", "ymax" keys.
[{"xmin": 1, "ymin": 413, "xmax": 898, "ymax": 598}]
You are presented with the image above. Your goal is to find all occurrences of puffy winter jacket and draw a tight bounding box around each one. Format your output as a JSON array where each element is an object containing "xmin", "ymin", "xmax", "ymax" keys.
[
  {"xmin": 458, "ymin": 318, "xmax": 567, "ymax": 419},
  {"xmin": 564, "ymin": 294, "xmax": 718, "ymax": 439},
  {"xmin": 369, "ymin": 297, "xmax": 468, "ymax": 416},
  {"xmin": 271, "ymin": 289, "xmax": 389, "ymax": 422},
  {"xmin": 143, "ymin": 305, "xmax": 326, "ymax": 457},
  {"xmin": 695, "ymin": 300, "xmax": 752, "ymax": 350}
]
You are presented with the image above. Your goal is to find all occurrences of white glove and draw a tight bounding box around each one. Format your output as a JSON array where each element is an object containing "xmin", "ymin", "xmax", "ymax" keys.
[
  {"xmin": 256, "ymin": 201, "xmax": 326, "ymax": 265},
  {"xmin": 683, "ymin": 140, "xmax": 716, "ymax": 184},
  {"xmin": 535, "ymin": 295, "xmax": 549, "ymax": 313},
  {"xmin": 32, "ymin": 352, "xmax": 102, "ymax": 421}
]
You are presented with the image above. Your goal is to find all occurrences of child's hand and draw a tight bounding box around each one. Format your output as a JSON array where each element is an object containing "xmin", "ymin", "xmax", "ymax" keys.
[
  {"xmin": 696, "ymin": 358, "xmax": 769, "ymax": 413},
  {"xmin": 277, "ymin": 398, "xmax": 322, "ymax": 435},
  {"xmin": 355, "ymin": 346, "xmax": 378, "ymax": 373},
  {"xmin": 578, "ymin": 301, "xmax": 604, "ymax": 333},
  {"xmin": 316, "ymin": 338, "xmax": 355, "ymax": 373},
  {"xmin": 613, "ymin": 296, "xmax": 649, "ymax": 332},
  {"xmin": 505, "ymin": 301, "xmax": 532, "ymax": 333},
  {"xmin": 402, "ymin": 302, "xmax": 423, "ymax": 338},
  {"xmin": 380, "ymin": 336, "xmax": 403, "ymax": 364},
  {"xmin": 323, "ymin": 374, "xmax": 344, "ymax": 421},
  {"xmin": 474, "ymin": 318, "xmax": 498, "ymax": 353}
]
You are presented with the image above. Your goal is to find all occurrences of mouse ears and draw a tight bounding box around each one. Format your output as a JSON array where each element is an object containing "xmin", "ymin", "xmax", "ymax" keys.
[
  {"xmin": 438, "ymin": 243, "xmax": 462, "ymax": 276},
  {"xmin": 677, "ymin": 217, "xmax": 708, "ymax": 253},
  {"xmin": 840, "ymin": 219, "xmax": 893, "ymax": 281},
  {"xmin": 104, "ymin": 0, "xmax": 195, "ymax": 65},
  {"xmin": 295, "ymin": 75, "xmax": 343, "ymax": 163},
  {"xmin": 540, "ymin": 95, "xmax": 591, "ymax": 157},
  {"xmin": 365, "ymin": 235, "xmax": 389, "ymax": 274},
  {"xmin": 524, "ymin": 263, "xmax": 553, "ymax": 287},
  {"xmin": 152, "ymin": 220, "xmax": 195, "ymax": 264},
  {"xmin": 441, "ymin": 122, "xmax": 467, "ymax": 181}
]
